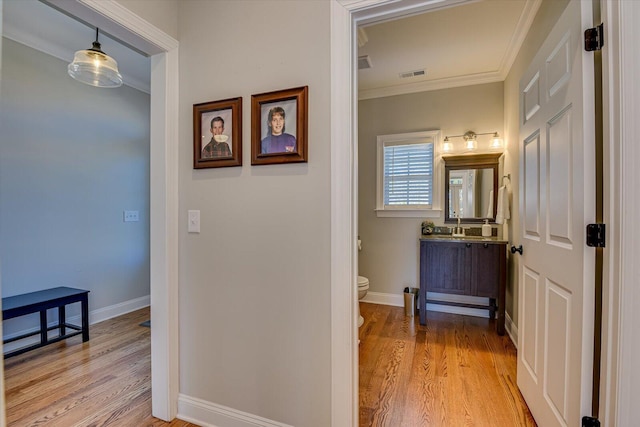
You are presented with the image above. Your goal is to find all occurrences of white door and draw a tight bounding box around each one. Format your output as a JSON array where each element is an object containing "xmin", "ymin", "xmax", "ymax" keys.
[{"xmin": 517, "ymin": 1, "xmax": 596, "ymax": 426}]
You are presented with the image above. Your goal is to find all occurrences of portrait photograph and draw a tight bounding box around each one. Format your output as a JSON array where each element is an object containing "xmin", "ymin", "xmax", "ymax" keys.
[
  {"xmin": 193, "ymin": 97, "xmax": 242, "ymax": 169},
  {"xmin": 251, "ymin": 86, "xmax": 308, "ymax": 165}
]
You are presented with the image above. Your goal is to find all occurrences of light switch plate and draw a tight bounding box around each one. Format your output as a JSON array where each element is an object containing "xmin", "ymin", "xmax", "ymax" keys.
[
  {"xmin": 188, "ymin": 210, "xmax": 200, "ymax": 233},
  {"xmin": 124, "ymin": 210, "xmax": 139, "ymax": 222}
]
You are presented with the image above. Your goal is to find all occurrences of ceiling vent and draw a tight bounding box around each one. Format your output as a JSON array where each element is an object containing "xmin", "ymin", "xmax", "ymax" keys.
[
  {"xmin": 399, "ymin": 69, "xmax": 426, "ymax": 79},
  {"xmin": 358, "ymin": 55, "xmax": 372, "ymax": 70}
]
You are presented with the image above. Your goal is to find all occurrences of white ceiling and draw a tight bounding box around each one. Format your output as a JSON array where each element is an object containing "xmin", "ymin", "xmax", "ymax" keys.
[
  {"xmin": 358, "ymin": 0, "xmax": 539, "ymax": 100},
  {"xmin": 2, "ymin": 0, "xmax": 150, "ymax": 93},
  {"xmin": 2, "ymin": 0, "xmax": 538, "ymax": 99}
]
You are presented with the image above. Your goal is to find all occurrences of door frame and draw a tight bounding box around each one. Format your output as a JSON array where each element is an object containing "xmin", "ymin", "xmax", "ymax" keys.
[
  {"xmin": 28, "ymin": 0, "xmax": 180, "ymax": 421},
  {"xmin": 330, "ymin": 0, "xmax": 632, "ymax": 425},
  {"xmin": 599, "ymin": 0, "xmax": 640, "ymax": 425},
  {"xmin": 331, "ymin": 0, "xmax": 492, "ymax": 424}
]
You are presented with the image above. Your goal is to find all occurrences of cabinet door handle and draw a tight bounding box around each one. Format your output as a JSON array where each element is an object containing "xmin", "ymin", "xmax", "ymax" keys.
[
  {"xmin": 483, "ymin": 243, "xmax": 489, "ymax": 248},
  {"xmin": 511, "ymin": 245, "xmax": 523, "ymax": 255},
  {"xmin": 465, "ymin": 243, "xmax": 472, "ymax": 248}
]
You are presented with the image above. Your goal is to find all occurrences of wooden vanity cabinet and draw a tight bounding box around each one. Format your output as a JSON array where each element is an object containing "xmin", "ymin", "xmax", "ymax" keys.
[{"xmin": 419, "ymin": 239, "xmax": 507, "ymax": 335}]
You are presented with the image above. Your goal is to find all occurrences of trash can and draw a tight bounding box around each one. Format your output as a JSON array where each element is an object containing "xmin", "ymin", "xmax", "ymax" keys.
[{"xmin": 403, "ymin": 287, "xmax": 419, "ymax": 317}]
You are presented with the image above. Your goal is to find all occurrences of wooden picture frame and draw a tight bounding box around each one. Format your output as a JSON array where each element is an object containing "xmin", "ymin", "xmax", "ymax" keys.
[
  {"xmin": 251, "ymin": 86, "xmax": 308, "ymax": 165},
  {"xmin": 193, "ymin": 97, "xmax": 242, "ymax": 169}
]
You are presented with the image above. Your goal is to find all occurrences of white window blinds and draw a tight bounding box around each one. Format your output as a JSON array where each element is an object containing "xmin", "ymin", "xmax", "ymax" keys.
[{"xmin": 383, "ymin": 141, "xmax": 434, "ymax": 207}]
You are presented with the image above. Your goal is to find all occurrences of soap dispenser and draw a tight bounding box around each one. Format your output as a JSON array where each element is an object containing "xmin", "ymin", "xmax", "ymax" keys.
[{"xmin": 482, "ymin": 219, "xmax": 492, "ymax": 237}]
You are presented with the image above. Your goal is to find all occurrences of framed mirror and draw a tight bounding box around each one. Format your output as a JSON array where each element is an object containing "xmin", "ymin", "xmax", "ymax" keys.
[{"xmin": 443, "ymin": 153, "xmax": 502, "ymax": 223}]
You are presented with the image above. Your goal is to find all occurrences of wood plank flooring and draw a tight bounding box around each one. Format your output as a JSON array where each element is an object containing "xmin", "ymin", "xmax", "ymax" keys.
[
  {"xmin": 4, "ymin": 307, "xmax": 199, "ymax": 427},
  {"xmin": 5, "ymin": 304, "xmax": 535, "ymax": 426},
  {"xmin": 359, "ymin": 302, "xmax": 537, "ymax": 427}
]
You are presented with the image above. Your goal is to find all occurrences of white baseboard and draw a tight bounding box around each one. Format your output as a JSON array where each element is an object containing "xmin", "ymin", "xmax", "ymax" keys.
[
  {"xmin": 2, "ymin": 295, "xmax": 150, "ymax": 354},
  {"xmin": 177, "ymin": 394, "xmax": 293, "ymax": 427},
  {"xmin": 361, "ymin": 291, "xmax": 404, "ymax": 307},
  {"xmin": 89, "ymin": 295, "xmax": 150, "ymax": 324},
  {"xmin": 505, "ymin": 311, "xmax": 518, "ymax": 348}
]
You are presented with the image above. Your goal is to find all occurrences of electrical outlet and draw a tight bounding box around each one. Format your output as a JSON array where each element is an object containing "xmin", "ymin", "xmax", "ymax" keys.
[{"xmin": 124, "ymin": 210, "xmax": 139, "ymax": 222}]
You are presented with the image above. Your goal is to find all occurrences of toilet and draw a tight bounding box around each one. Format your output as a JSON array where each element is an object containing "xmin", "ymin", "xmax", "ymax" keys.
[{"xmin": 357, "ymin": 275, "xmax": 369, "ymax": 327}]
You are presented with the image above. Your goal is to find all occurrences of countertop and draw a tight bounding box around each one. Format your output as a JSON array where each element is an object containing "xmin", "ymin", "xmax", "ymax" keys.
[{"xmin": 419, "ymin": 234, "xmax": 509, "ymax": 244}]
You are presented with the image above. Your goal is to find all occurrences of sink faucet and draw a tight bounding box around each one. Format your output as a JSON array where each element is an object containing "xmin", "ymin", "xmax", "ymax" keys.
[{"xmin": 455, "ymin": 215, "xmax": 464, "ymax": 236}]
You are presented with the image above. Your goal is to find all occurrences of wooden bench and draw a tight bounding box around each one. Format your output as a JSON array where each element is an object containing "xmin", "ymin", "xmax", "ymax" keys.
[{"xmin": 2, "ymin": 287, "xmax": 90, "ymax": 358}]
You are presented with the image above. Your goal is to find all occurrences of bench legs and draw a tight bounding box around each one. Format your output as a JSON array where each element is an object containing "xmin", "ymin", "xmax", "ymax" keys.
[
  {"xmin": 59, "ymin": 305, "xmax": 66, "ymax": 336},
  {"xmin": 39, "ymin": 310, "xmax": 48, "ymax": 344},
  {"xmin": 81, "ymin": 296, "xmax": 89, "ymax": 342}
]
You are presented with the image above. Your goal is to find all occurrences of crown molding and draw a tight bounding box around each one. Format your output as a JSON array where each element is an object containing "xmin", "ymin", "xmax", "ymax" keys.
[
  {"xmin": 359, "ymin": 70, "xmax": 503, "ymax": 100},
  {"xmin": 497, "ymin": 0, "xmax": 542, "ymax": 80},
  {"xmin": 45, "ymin": 0, "xmax": 178, "ymax": 54},
  {"xmin": 358, "ymin": 0, "xmax": 541, "ymax": 100}
]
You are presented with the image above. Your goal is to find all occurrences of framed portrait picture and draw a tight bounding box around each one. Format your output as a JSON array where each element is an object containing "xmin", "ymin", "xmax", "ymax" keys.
[
  {"xmin": 251, "ymin": 86, "xmax": 308, "ymax": 165},
  {"xmin": 193, "ymin": 97, "xmax": 242, "ymax": 169}
]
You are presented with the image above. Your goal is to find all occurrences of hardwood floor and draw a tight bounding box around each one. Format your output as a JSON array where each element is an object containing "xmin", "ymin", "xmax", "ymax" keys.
[
  {"xmin": 5, "ymin": 303, "xmax": 535, "ymax": 426},
  {"xmin": 4, "ymin": 307, "xmax": 199, "ymax": 427},
  {"xmin": 359, "ymin": 302, "xmax": 537, "ymax": 427}
]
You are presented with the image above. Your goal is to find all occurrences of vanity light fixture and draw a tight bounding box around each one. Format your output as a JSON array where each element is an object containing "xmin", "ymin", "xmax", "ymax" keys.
[
  {"xmin": 443, "ymin": 130, "xmax": 502, "ymax": 153},
  {"xmin": 68, "ymin": 28, "xmax": 123, "ymax": 88}
]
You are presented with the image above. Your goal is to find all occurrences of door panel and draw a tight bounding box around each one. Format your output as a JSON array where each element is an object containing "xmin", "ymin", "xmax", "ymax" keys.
[
  {"xmin": 546, "ymin": 33, "xmax": 571, "ymax": 98},
  {"xmin": 423, "ymin": 242, "xmax": 470, "ymax": 295},
  {"xmin": 524, "ymin": 131, "xmax": 541, "ymax": 239},
  {"xmin": 545, "ymin": 280, "xmax": 571, "ymax": 420},
  {"xmin": 521, "ymin": 267, "xmax": 540, "ymax": 378},
  {"xmin": 473, "ymin": 244, "xmax": 501, "ymax": 298},
  {"xmin": 517, "ymin": 1, "xmax": 596, "ymax": 426},
  {"xmin": 547, "ymin": 105, "xmax": 573, "ymax": 247},
  {"xmin": 523, "ymin": 72, "xmax": 541, "ymax": 122}
]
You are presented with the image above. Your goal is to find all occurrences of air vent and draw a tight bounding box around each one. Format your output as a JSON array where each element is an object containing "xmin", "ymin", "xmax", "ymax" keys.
[
  {"xmin": 399, "ymin": 69, "xmax": 426, "ymax": 79},
  {"xmin": 358, "ymin": 55, "xmax": 372, "ymax": 70}
]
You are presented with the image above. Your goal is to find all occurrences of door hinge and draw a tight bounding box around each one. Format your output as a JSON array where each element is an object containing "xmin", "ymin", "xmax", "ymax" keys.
[
  {"xmin": 582, "ymin": 416, "xmax": 601, "ymax": 427},
  {"xmin": 586, "ymin": 224, "xmax": 606, "ymax": 247},
  {"xmin": 585, "ymin": 23, "xmax": 604, "ymax": 51}
]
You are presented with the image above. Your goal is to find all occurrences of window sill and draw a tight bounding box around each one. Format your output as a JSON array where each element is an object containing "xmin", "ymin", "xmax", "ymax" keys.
[{"xmin": 375, "ymin": 209, "xmax": 441, "ymax": 218}]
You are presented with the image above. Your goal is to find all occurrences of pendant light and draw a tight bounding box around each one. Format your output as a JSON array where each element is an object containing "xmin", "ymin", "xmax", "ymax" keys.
[{"xmin": 68, "ymin": 28, "xmax": 123, "ymax": 88}]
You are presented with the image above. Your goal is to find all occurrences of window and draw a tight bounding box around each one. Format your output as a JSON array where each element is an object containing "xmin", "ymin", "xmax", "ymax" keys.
[{"xmin": 376, "ymin": 130, "xmax": 441, "ymax": 218}]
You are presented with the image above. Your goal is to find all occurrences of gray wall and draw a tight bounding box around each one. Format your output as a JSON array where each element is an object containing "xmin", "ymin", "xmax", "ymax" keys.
[
  {"xmin": 114, "ymin": 0, "xmax": 178, "ymax": 40},
  {"xmin": 358, "ymin": 82, "xmax": 504, "ymax": 296},
  {"xmin": 0, "ymin": 38, "xmax": 150, "ymax": 334},
  {"xmin": 177, "ymin": 1, "xmax": 331, "ymax": 426}
]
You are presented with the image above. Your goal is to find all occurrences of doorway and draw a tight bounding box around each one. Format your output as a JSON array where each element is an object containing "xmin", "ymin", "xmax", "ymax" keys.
[
  {"xmin": 332, "ymin": 1, "xmax": 608, "ymax": 422},
  {"xmin": 332, "ymin": 0, "xmax": 633, "ymax": 425},
  {"xmin": 0, "ymin": 0, "xmax": 178, "ymax": 422},
  {"xmin": 354, "ymin": 0, "xmax": 532, "ymax": 423}
]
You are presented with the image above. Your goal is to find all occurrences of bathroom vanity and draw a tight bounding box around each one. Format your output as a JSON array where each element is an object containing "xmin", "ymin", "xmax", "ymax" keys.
[{"xmin": 419, "ymin": 235, "xmax": 507, "ymax": 335}]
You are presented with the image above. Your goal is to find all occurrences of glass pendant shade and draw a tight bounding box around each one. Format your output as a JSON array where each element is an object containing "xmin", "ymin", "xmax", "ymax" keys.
[
  {"xmin": 490, "ymin": 133, "xmax": 504, "ymax": 149},
  {"xmin": 465, "ymin": 137, "xmax": 477, "ymax": 150},
  {"xmin": 68, "ymin": 29, "xmax": 122, "ymax": 88},
  {"xmin": 443, "ymin": 137, "xmax": 453, "ymax": 153}
]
